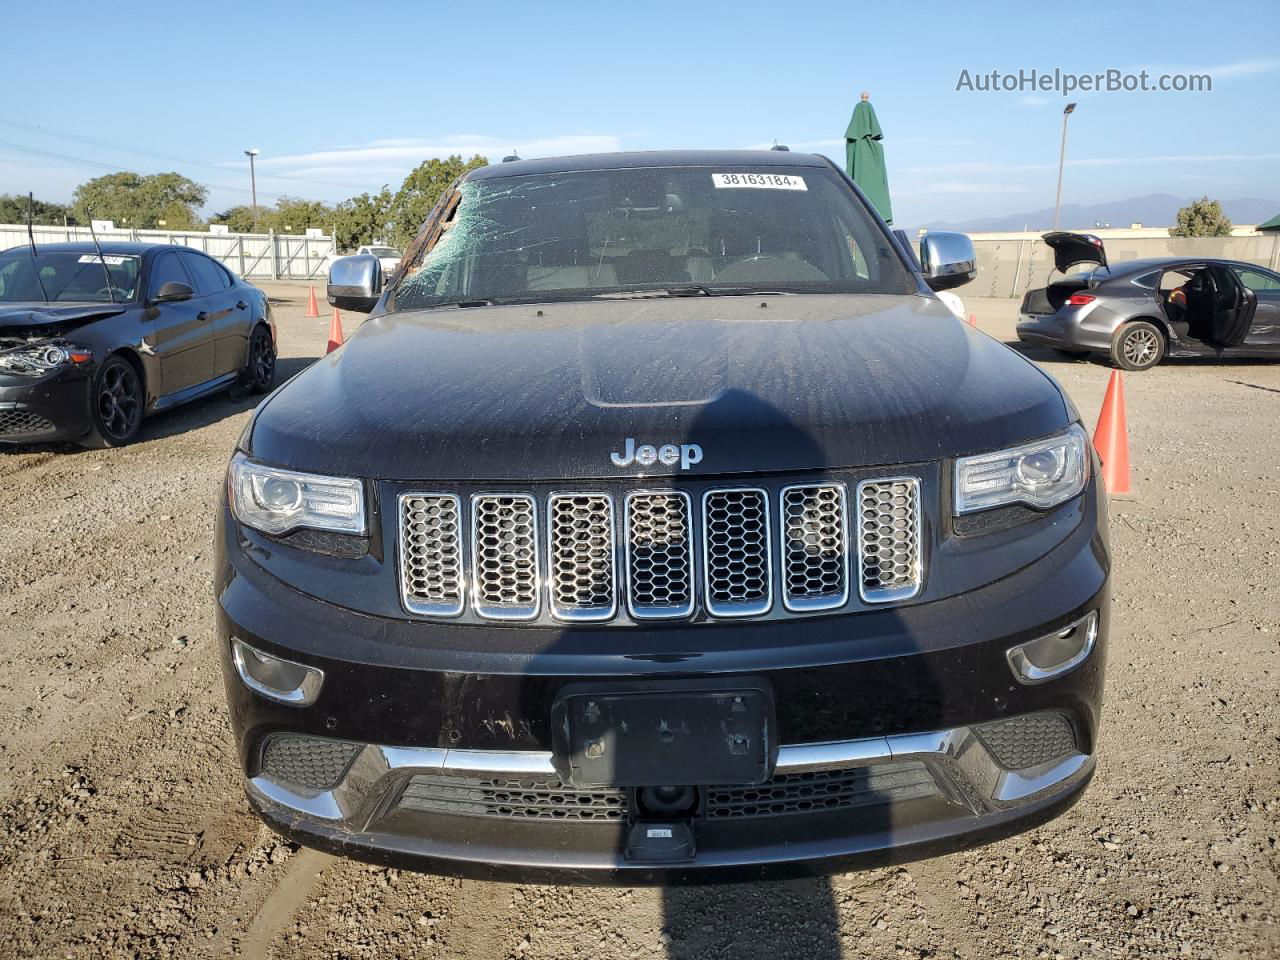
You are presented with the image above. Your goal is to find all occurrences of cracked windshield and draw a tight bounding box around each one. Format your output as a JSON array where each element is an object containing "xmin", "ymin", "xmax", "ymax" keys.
[{"xmin": 392, "ymin": 166, "xmax": 915, "ymax": 310}]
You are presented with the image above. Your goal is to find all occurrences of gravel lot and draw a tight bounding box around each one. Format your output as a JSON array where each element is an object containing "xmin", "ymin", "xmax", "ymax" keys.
[{"xmin": 1, "ymin": 284, "xmax": 1277, "ymax": 959}]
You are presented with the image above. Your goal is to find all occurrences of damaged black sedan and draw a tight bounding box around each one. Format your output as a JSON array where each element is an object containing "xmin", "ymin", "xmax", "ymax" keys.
[
  {"xmin": 0, "ymin": 242, "xmax": 275, "ymax": 447},
  {"xmin": 217, "ymin": 151, "xmax": 1109, "ymax": 883}
]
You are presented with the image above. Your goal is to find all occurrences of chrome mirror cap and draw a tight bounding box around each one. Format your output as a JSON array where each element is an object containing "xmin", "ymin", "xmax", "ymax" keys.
[
  {"xmin": 920, "ymin": 231, "xmax": 977, "ymax": 292},
  {"xmin": 327, "ymin": 255, "xmax": 383, "ymax": 313}
]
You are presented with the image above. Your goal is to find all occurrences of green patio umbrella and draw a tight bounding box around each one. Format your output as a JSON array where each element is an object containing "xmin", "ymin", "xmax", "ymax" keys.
[{"xmin": 845, "ymin": 91, "xmax": 892, "ymax": 224}]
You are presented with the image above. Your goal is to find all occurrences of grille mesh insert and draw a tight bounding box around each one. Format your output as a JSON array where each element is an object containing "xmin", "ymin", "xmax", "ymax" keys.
[
  {"xmin": 625, "ymin": 492, "xmax": 694, "ymax": 618},
  {"xmin": 260, "ymin": 735, "xmax": 362, "ymax": 791},
  {"xmin": 856, "ymin": 478, "xmax": 922, "ymax": 602},
  {"xmin": 400, "ymin": 494, "xmax": 464, "ymax": 616},
  {"xmin": 471, "ymin": 495, "xmax": 539, "ymax": 619},
  {"xmin": 548, "ymin": 494, "xmax": 615, "ymax": 620},
  {"xmin": 400, "ymin": 776, "xmax": 626, "ymax": 821},
  {"xmin": 974, "ymin": 713, "xmax": 1077, "ymax": 770},
  {"xmin": 780, "ymin": 484, "xmax": 848, "ymax": 611},
  {"xmin": 0, "ymin": 409, "xmax": 55, "ymax": 436},
  {"xmin": 706, "ymin": 761, "xmax": 938, "ymax": 819},
  {"xmin": 702, "ymin": 488, "xmax": 771, "ymax": 616}
]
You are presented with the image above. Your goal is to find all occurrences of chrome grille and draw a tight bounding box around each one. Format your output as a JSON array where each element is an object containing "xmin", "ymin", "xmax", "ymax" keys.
[
  {"xmin": 547, "ymin": 494, "xmax": 616, "ymax": 621},
  {"xmin": 395, "ymin": 476, "xmax": 925, "ymax": 621},
  {"xmin": 399, "ymin": 494, "xmax": 464, "ymax": 616},
  {"xmin": 702, "ymin": 488, "xmax": 772, "ymax": 617},
  {"xmin": 780, "ymin": 484, "xmax": 848, "ymax": 612},
  {"xmin": 471, "ymin": 494, "xmax": 539, "ymax": 620},
  {"xmin": 856, "ymin": 478, "xmax": 922, "ymax": 602},
  {"xmin": 624, "ymin": 492, "xmax": 695, "ymax": 619}
]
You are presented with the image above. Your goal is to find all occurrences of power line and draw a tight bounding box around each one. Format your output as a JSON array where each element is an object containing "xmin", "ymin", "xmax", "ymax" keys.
[
  {"xmin": 0, "ymin": 115, "xmax": 373, "ymax": 191},
  {"xmin": 0, "ymin": 137, "xmax": 325, "ymax": 205}
]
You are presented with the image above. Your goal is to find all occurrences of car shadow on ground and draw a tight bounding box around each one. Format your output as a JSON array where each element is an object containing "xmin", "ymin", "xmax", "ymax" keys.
[
  {"xmin": 662, "ymin": 878, "xmax": 842, "ymax": 959},
  {"xmin": 0, "ymin": 356, "xmax": 318, "ymax": 455}
]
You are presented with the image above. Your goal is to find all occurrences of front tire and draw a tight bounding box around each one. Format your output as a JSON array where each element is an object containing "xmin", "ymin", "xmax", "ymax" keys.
[
  {"xmin": 1110, "ymin": 321, "xmax": 1165, "ymax": 371},
  {"xmin": 244, "ymin": 325, "xmax": 277, "ymax": 394},
  {"xmin": 82, "ymin": 355, "xmax": 144, "ymax": 448}
]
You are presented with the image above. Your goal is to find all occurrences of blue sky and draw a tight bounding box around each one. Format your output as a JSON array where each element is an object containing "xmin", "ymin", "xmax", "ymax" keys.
[{"xmin": 2, "ymin": 0, "xmax": 1277, "ymax": 227}]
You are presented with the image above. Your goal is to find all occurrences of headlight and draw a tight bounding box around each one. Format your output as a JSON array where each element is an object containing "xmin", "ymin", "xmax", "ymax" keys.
[
  {"xmin": 955, "ymin": 424, "xmax": 1089, "ymax": 514},
  {"xmin": 229, "ymin": 452, "xmax": 366, "ymax": 535},
  {"xmin": 0, "ymin": 341, "xmax": 91, "ymax": 376}
]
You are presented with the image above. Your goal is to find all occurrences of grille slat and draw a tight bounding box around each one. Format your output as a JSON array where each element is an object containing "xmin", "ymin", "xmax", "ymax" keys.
[
  {"xmin": 702, "ymin": 488, "xmax": 772, "ymax": 617},
  {"xmin": 471, "ymin": 494, "xmax": 540, "ymax": 620},
  {"xmin": 856, "ymin": 478, "xmax": 922, "ymax": 603},
  {"xmin": 547, "ymin": 494, "xmax": 616, "ymax": 621},
  {"xmin": 625, "ymin": 491, "xmax": 695, "ymax": 619},
  {"xmin": 399, "ymin": 494, "xmax": 464, "ymax": 617},
  {"xmin": 780, "ymin": 484, "xmax": 849, "ymax": 612}
]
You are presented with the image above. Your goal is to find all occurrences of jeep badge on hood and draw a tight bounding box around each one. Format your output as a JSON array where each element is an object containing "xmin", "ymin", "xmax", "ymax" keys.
[{"xmin": 610, "ymin": 437, "xmax": 703, "ymax": 470}]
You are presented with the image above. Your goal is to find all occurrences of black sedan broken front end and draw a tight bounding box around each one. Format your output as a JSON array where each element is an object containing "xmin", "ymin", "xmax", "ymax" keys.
[{"xmin": 215, "ymin": 151, "xmax": 1109, "ymax": 883}]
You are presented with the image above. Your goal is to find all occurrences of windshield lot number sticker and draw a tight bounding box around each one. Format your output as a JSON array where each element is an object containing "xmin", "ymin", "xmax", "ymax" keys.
[
  {"xmin": 712, "ymin": 173, "xmax": 807, "ymax": 191},
  {"xmin": 78, "ymin": 254, "xmax": 127, "ymax": 265}
]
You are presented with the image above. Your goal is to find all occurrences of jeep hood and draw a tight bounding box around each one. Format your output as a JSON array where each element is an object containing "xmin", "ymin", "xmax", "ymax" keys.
[{"xmin": 247, "ymin": 294, "xmax": 1070, "ymax": 480}]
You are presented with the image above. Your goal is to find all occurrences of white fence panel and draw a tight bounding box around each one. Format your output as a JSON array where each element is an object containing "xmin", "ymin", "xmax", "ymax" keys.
[{"xmin": 0, "ymin": 224, "xmax": 335, "ymax": 280}]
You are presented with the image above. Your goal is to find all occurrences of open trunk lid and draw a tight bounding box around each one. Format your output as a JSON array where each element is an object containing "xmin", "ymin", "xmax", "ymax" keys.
[{"xmin": 1042, "ymin": 231, "xmax": 1107, "ymax": 272}]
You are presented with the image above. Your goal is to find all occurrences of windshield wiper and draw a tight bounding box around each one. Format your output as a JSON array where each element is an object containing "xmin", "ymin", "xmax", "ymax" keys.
[{"xmin": 591, "ymin": 286, "xmax": 712, "ymax": 300}]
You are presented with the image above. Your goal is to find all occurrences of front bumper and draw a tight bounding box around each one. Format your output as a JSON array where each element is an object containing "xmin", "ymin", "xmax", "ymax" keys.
[
  {"xmin": 245, "ymin": 720, "xmax": 1094, "ymax": 884},
  {"xmin": 0, "ymin": 367, "xmax": 93, "ymax": 443},
  {"xmin": 215, "ymin": 475, "xmax": 1109, "ymax": 882}
]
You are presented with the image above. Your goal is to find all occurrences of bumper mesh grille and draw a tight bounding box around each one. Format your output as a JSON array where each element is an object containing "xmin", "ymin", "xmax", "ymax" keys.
[
  {"xmin": 0, "ymin": 409, "xmax": 56, "ymax": 437},
  {"xmin": 624, "ymin": 492, "xmax": 694, "ymax": 619},
  {"xmin": 260, "ymin": 735, "xmax": 362, "ymax": 790},
  {"xmin": 548, "ymin": 494, "xmax": 616, "ymax": 620},
  {"xmin": 856, "ymin": 478, "xmax": 922, "ymax": 602},
  {"xmin": 471, "ymin": 495, "xmax": 539, "ymax": 619},
  {"xmin": 702, "ymin": 488, "xmax": 771, "ymax": 616},
  {"xmin": 780, "ymin": 484, "xmax": 848, "ymax": 611},
  {"xmin": 400, "ymin": 776, "xmax": 626, "ymax": 821},
  {"xmin": 974, "ymin": 713, "xmax": 1077, "ymax": 770},
  {"xmin": 400, "ymin": 494, "xmax": 464, "ymax": 616},
  {"xmin": 706, "ymin": 761, "xmax": 938, "ymax": 819}
]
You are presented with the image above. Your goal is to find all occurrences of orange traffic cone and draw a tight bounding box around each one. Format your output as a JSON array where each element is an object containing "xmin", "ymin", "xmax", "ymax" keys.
[
  {"xmin": 305, "ymin": 287, "xmax": 319, "ymax": 318},
  {"xmin": 1093, "ymin": 370, "xmax": 1131, "ymax": 495},
  {"xmin": 967, "ymin": 313, "xmax": 977, "ymax": 327},
  {"xmin": 326, "ymin": 309, "xmax": 344, "ymax": 354}
]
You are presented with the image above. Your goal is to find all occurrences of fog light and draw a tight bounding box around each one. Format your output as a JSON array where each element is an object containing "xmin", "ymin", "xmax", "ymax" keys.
[
  {"xmin": 232, "ymin": 638, "xmax": 324, "ymax": 705},
  {"xmin": 1006, "ymin": 612, "xmax": 1097, "ymax": 684}
]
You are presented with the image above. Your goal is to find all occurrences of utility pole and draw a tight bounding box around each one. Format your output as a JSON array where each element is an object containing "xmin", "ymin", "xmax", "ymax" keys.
[
  {"xmin": 1052, "ymin": 103, "xmax": 1077, "ymax": 231},
  {"xmin": 244, "ymin": 148, "xmax": 260, "ymax": 232}
]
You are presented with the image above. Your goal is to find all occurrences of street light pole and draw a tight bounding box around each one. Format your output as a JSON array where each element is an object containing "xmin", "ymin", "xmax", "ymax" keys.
[
  {"xmin": 1052, "ymin": 103, "xmax": 1077, "ymax": 231},
  {"xmin": 244, "ymin": 148, "xmax": 260, "ymax": 233}
]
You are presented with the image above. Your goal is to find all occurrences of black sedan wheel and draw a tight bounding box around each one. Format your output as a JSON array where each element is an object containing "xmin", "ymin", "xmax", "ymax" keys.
[
  {"xmin": 1110, "ymin": 321, "xmax": 1165, "ymax": 371},
  {"xmin": 85, "ymin": 355, "xmax": 144, "ymax": 447},
  {"xmin": 246, "ymin": 326, "xmax": 277, "ymax": 394}
]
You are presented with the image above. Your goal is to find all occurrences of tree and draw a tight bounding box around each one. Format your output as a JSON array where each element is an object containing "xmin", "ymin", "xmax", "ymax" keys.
[
  {"xmin": 72, "ymin": 172, "xmax": 207, "ymax": 229},
  {"xmin": 0, "ymin": 194, "xmax": 75, "ymax": 225},
  {"xmin": 388, "ymin": 155, "xmax": 488, "ymax": 247},
  {"xmin": 208, "ymin": 205, "xmax": 259, "ymax": 233},
  {"xmin": 334, "ymin": 188, "xmax": 393, "ymax": 251},
  {"xmin": 1169, "ymin": 197, "xmax": 1233, "ymax": 238},
  {"xmin": 263, "ymin": 196, "xmax": 334, "ymax": 235}
]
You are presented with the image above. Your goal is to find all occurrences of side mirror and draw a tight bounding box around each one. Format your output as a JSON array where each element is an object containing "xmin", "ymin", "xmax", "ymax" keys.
[
  {"xmin": 920, "ymin": 232, "xmax": 977, "ymax": 291},
  {"xmin": 153, "ymin": 281, "xmax": 194, "ymax": 303},
  {"xmin": 327, "ymin": 255, "xmax": 383, "ymax": 313}
]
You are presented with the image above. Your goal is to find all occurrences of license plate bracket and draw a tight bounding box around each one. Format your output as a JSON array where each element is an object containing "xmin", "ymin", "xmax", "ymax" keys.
[{"xmin": 551, "ymin": 677, "xmax": 775, "ymax": 788}]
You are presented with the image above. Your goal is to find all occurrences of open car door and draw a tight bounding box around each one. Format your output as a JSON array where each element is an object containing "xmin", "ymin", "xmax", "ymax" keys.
[{"xmin": 1205, "ymin": 264, "xmax": 1257, "ymax": 347}]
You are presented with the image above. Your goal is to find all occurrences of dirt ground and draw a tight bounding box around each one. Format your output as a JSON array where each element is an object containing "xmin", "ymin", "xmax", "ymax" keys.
[{"xmin": 1, "ymin": 284, "xmax": 1277, "ymax": 960}]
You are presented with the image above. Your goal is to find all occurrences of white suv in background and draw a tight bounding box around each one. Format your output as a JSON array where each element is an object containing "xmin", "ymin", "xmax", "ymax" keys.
[{"xmin": 355, "ymin": 244, "xmax": 401, "ymax": 277}]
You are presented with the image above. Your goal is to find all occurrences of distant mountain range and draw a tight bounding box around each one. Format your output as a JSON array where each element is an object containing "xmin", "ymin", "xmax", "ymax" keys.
[{"xmin": 919, "ymin": 194, "xmax": 1280, "ymax": 233}]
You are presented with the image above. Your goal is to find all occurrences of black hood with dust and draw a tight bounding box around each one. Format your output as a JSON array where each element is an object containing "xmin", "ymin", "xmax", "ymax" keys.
[
  {"xmin": 0, "ymin": 302, "xmax": 128, "ymax": 332},
  {"xmin": 246, "ymin": 294, "xmax": 1070, "ymax": 480}
]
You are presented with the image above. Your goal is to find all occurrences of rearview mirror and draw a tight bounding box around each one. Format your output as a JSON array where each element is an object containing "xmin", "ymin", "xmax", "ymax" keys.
[
  {"xmin": 328, "ymin": 255, "xmax": 383, "ymax": 314},
  {"xmin": 153, "ymin": 281, "xmax": 194, "ymax": 303},
  {"xmin": 920, "ymin": 232, "xmax": 977, "ymax": 291}
]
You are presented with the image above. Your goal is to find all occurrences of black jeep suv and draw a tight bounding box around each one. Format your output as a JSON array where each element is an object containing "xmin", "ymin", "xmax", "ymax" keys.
[{"xmin": 215, "ymin": 151, "xmax": 1108, "ymax": 883}]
